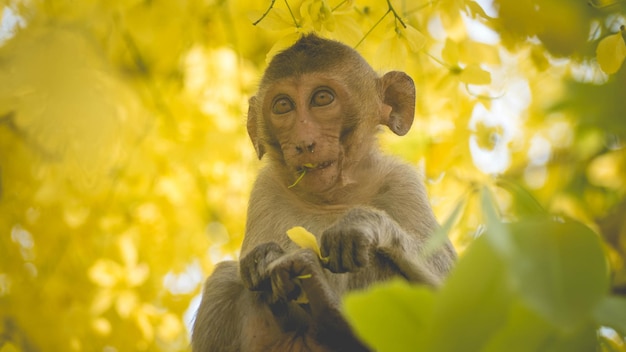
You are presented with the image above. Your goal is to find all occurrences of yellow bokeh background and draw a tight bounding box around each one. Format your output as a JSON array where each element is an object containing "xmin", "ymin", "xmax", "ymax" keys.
[{"xmin": 1, "ymin": 0, "xmax": 625, "ymax": 350}]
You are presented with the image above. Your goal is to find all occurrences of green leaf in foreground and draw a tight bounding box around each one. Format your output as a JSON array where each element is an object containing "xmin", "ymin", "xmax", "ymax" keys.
[
  {"xmin": 427, "ymin": 235, "xmax": 512, "ymax": 352},
  {"xmin": 343, "ymin": 279, "xmax": 434, "ymax": 351},
  {"xmin": 508, "ymin": 217, "xmax": 610, "ymax": 330},
  {"xmin": 344, "ymin": 213, "xmax": 611, "ymax": 352},
  {"xmin": 593, "ymin": 296, "xmax": 626, "ymax": 336},
  {"xmin": 480, "ymin": 187, "xmax": 514, "ymax": 256},
  {"xmin": 483, "ymin": 299, "xmax": 597, "ymax": 352}
]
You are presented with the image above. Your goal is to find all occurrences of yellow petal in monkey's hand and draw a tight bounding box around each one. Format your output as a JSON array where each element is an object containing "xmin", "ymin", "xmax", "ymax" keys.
[
  {"xmin": 286, "ymin": 226, "xmax": 329, "ymax": 264},
  {"xmin": 286, "ymin": 226, "xmax": 328, "ymax": 305}
]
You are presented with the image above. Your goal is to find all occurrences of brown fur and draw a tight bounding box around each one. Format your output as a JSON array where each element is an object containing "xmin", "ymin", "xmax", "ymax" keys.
[{"xmin": 192, "ymin": 34, "xmax": 456, "ymax": 351}]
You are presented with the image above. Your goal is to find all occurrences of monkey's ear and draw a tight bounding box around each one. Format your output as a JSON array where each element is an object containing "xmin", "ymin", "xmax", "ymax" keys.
[
  {"xmin": 380, "ymin": 71, "xmax": 416, "ymax": 136},
  {"xmin": 247, "ymin": 96, "xmax": 266, "ymax": 159}
]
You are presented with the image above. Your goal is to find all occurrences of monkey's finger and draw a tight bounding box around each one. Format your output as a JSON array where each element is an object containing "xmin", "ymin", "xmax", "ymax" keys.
[
  {"xmin": 320, "ymin": 229, "xmax": 369, "ymax": 273},
  {"xmin": 240, "ymin": 242, "xmax": 285, "ymax": 291},
  {"xmin": 321, "ymin": 236, "xmax": 350, "ymax": 273},
  {"xmin": 240, "ymin": 258, "xmax": 271, "ymax": 290},
  {"xmin": 250, "ymin": 276, "xmax": 272, "ymax": 292},
  {"xmin": 270, "ymin": 263, "xmax": 300, "ymax": 303},
  {"xmin": 350, "ymin": 232, "xmax": 370, "ymax": 268},
  {"xmin": 339, "ymin": 232, "xmax": 369, "ymax": 272}
]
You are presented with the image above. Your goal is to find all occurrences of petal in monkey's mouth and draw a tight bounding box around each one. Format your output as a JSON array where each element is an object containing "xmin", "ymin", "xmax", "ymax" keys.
[
  {"xmin": 296, "ymin": 160, "xmax": 334, "ymax": 173},
  {"xmin": 288, "ymin": 161, "xmax": 336, "ymax": 189}
]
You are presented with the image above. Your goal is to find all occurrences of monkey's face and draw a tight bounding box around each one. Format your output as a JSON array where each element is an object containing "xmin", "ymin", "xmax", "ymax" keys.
[{"xmin": 261, "ymin": 73, "xmax": 360, "ymax": 193}]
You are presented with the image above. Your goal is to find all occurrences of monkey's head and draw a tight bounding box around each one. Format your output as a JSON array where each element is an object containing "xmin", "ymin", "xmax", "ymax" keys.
[{"xmin": 247, "ymin": 34, "xmax": 415, "ymax": 196}]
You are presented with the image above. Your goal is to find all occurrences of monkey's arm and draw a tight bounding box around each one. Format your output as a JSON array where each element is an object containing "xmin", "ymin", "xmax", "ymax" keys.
[
  {"xmin": 373, "ymin": 161, "xmax": 457, "ymax": 277},
  {"xmin": 191, "ymin": 259, "xmax": 315, "ymax": 352},
  {"xmin": 320, "ymin": 206, "xmax": 444, "ymax": 286},
  {"xmin": 192, "ymin": 262, "xmax": 246, "ymax": 352}
]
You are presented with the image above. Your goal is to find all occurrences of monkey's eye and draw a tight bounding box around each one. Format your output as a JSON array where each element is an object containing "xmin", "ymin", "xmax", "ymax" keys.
[
  {"xmin": 272, "ymin": 97, "xmax": 294, "ymax": 114},
  {"xmin": 311, "ymin": 89, "xmax": 334, "ymax": 107}
]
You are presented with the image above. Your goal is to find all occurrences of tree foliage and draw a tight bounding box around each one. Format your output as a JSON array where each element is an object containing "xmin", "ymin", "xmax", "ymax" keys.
[{"xmin": 0, "ymin": 0, "xmax": 625, "ymax": 350}]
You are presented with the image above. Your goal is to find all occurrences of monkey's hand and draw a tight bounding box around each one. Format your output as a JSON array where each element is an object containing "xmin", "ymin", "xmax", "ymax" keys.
[
  {"xmin": 268, "ymin": 249, "xmax": 324, "ymax": 304},
  {"xmin": 320, "ymin": 208, "xmax": 382, "ymax": 274},
  {"xmin": 240, "ymin": 242, "xmax": 285, "ymax": 292}
]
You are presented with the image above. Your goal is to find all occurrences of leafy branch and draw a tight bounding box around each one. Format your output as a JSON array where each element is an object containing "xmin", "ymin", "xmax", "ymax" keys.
[
  {"xmin": 252, "ymin": 0, "xmax": 276, "ymax": 26},
  {"xmin": 355, "ymin": 0, "xmax": 407, "ymax": 48},
  {"xmin": 251, "ymin": 0, "xmax": 411, "ymax": 49},
  {"xmin": 253, "ymin": 0, "xmax": 300, "ymax": 27}
]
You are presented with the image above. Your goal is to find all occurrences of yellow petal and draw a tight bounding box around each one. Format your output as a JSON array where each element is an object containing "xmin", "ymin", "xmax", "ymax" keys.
[
  {"xmin": 265, "ymin": 31, "xmax": 301, "ymax": 64},
  {"xmin": 92, "ymin": 317, "xmax": 112, "ymax": 336},
  {"xmin": 127, "ymin": 262, "xmax": 150, "ymax": 286},
  {"xmin": 328, "ymin": 14, "xmax": 362, "ymax": 46},
  {"xmin": 250, "ymin": 8, "xmax": 293, "ymax": 31},
  {"xmin": 115, "ymin": 290, "xmax": 138, "ymax": 318},
  {"xmin": 597, "ymin": 32, "xmax": 626, "ymax": 74},
  {"xmin": 459, "ymin": 64, "xmax": 491, "ymax": 85},
  {"xmin": 118, "ymin": 234, "xmax": 137, "ymax": 266},
  {"xmin": 135, "ymin": 309, "xmax": 154, "ymax": 342},
  {"xmin": 442, "ymin": 38, "xmax": 460, "ymax": 65},
  {"xmin": 90, "ymin": 290, "xmax": 114, "ymax": 314},
  {"xmin": 157, "ymin": 313, "xmax": 183, "ymax": 342},
  {"xmin": 88, "ymin": 259, "xmax": 122, "ymax": 287},
  {"xmin": 294, "ymin": 283, "xmax": 310, "ymax": 304},
  {"xmin": 286, "ymin": 226, "xmax": 329, "ymax": 263},
  {"xmin": 286, "ymin": 226, "xmax": 321, "ymax": 256},
  {"xmin": 401, "ymin": 24, "xmax": 426, "ymax": 53}
]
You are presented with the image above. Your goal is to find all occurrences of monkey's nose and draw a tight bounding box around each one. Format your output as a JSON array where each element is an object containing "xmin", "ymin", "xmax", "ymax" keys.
[{"xmin": 295, "ymin": 142, "xmax": 316, "ymax": 154}]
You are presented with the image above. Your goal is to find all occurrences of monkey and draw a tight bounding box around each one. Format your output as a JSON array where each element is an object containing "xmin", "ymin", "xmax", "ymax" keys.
[{"xmin": 192, "ymin": 34, "xmax": 456, "ymax": 351}]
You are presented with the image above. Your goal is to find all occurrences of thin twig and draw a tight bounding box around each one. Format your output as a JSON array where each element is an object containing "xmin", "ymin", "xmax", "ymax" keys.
[
  {"xmin": 354, "ymin": 0, "xmax": 407, "ymax": 48},
  {"xmin": 423, "ymin": 51, "xmax": 450, "ymax": 68},
  {"xmin": 284, "ymin": 0, "xmax": 300, "ymax": 27},
  {"xmin": 355, "ymin": 8, "xmax": 391, "ymax": 48},
  {"xmin": 464, "ymin": 83, "xmax": 506, "ymax": 100},
  {"xmin": 387, "ymin": 0, "xmax": 406, "ymax": 28},
  {"xmin": 253, "ymin": 0, "xmax": 277, "ymax": 25},
  {"xmin": 332, "ymin": 0, "xmax": 348, "ymax": 12}
]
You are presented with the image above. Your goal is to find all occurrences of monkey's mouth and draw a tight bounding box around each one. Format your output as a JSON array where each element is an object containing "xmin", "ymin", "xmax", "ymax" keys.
[
  {"xmin": 296, "ymin": 160, "xmax": 334, "ymax": 173},
  {"xmin": 288, "ymin": 160, "xmax": 339, "ymax": 190}
]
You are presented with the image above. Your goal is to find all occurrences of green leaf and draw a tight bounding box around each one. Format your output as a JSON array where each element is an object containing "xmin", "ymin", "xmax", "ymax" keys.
[
  {"xmin": 593, "ymin": 296, "xmax": 626, "ymax": 336},
  {"xmin": 508, "ymin": 217, "xmax": 610, "ymax": 330},
  {"xmin": 495, "ymin": 178, "xmax": 546, "ymax": 217},
  {"xmin": 480, "ymin": 187, "xmax": 514, "ymax": 256},
  {"xmin": 483, "ymin": 300, "xmax": 597, "ymax": 352},
  {"xmin": 427, "ymin": 235, "xmax": 512, "ymax": 352},
  {"xmin": 343, "ymin": 279, "xmax": 434, "ymax": 351},
  {"xmin": 551, "ymin": 74, "xmax": 626, "ymax": 133},
  {"xmin": 599, "ymin": 336, "xmax": 622, "ymax": 352},
  {"xmin": 546, "ymin": 321, "xmax": 597, "ymax": 352},
  {"xmin": 482, "ymin": 300, "xmax": 554, "ymax": 352}
]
